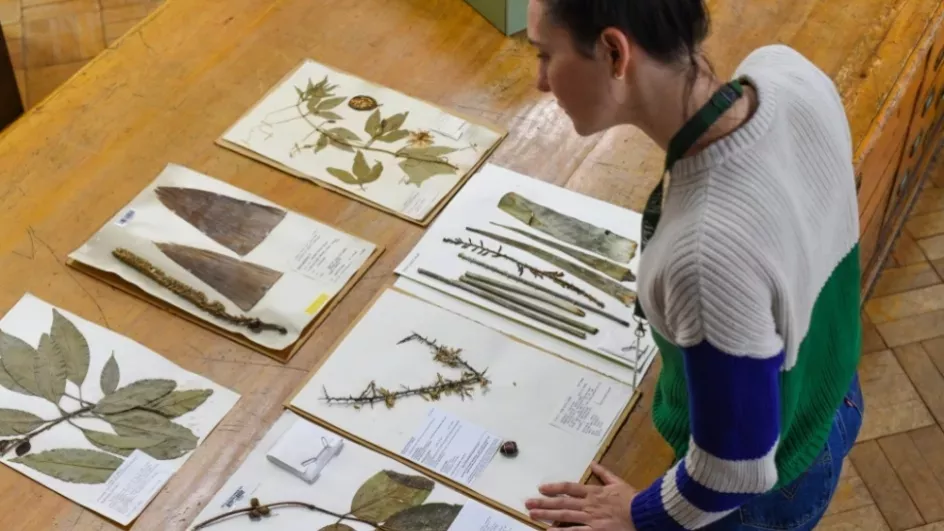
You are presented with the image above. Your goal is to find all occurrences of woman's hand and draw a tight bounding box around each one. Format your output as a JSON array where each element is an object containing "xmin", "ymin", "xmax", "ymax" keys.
[{"xmin": 524, "ymin": 463, "xmax": 638, "ymax": 531}]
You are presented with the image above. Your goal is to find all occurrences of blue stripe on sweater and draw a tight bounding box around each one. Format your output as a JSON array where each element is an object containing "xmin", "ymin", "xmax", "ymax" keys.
[
  {"xmin": 683, "ymin": 340, "xmax": 784, "ymax": 460},
  {"xmin": 631, "ymin": 475, "xmax": 689, "ymax": 531},
  {"xmin": 675, "ymin": 461, "xmax": 759, "ymax": 513}
]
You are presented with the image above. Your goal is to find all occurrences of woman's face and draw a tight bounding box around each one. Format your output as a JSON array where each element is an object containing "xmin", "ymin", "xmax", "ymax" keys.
[{"xmin": 526, "ymin": 0, "xmax": 627, "ymax": 136}]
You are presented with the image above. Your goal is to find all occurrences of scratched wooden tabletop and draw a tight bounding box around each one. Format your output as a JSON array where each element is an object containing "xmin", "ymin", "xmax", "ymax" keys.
[{"xmin": 0, "ymin": 0, "xmax": 937, "ymax": 528}]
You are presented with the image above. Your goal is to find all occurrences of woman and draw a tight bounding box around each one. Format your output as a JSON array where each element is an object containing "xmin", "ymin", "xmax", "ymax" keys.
[{"xmin": 523, "ymin": 0, "xmax": 864, "ymax": 530}]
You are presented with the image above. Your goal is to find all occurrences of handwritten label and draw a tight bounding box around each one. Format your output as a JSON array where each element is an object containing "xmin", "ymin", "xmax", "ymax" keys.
[
  {"xmin": 401, "ymin": 408, "xmax": 501, "ymax": 487},
  {"xmin": 549, "ymin": 375, "xmax": 626, "ymax": 441},
  {"xmin": 290, "ymin": 229, "xmax": 374, "ymax": 285},
  {"xmin": 95, "ymin": 450, "xmax": 172, "ymax": 522},
  {"xmin": 449, "ymin": 500, "xmax": 519, "ymax": 531}
]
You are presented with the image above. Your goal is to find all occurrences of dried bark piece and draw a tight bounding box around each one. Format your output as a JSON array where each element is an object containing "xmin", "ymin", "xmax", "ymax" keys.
[
  {"xmin": 155, "ymin": 187, "xmax": 287, "ymax": 256},
  {"xmin": 156, "ymin": 242, "xmax": 283, "ymax": 312},
  {"xmin": 498, "ymin": 192, "xmax": 637, "ymax": 263}
]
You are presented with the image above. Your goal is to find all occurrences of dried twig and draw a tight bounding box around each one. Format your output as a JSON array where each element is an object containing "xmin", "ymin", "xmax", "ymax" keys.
[
  {"xmin": 112, "ymin": 248, "xmax": 288, "ymax": 335},
  {"xmin": 459, "ymin": 276, "xmax": 598, "ymax": 335},
  {"xmin": 321, "ymin": 332, "xmax": 489, "ymax": 409},
  {"xmin": 191, "ymin": 497, "xmax": 398, "ymax": 530},
  {"xmin": 462, "ymin": 272, "xmax": 585, "ymax": 316},
  {"xmin": 442, "ymin": 237, "xmax": 604, "ymax": 308}
]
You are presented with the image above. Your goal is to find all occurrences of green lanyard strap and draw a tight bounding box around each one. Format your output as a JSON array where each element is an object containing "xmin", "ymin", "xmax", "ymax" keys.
[{"xmin": 634, "ymin": 78, "xmax": 745, "ymax": 320}]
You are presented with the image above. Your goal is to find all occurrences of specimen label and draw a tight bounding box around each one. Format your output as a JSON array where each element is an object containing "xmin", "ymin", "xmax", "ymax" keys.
[
  {"xmin": 400, "ymin": 407, "xmax": 501, "ymax": 487},
  {"xmin": 549, "ymin": 375, "xmax": 626, "ymax": 441},
  {"xmin": 115, "ymin": 209, "xmax": 136, "ymax": 227},
  {"xmin": 448, "ymin": 500, "xmax": 518, "ymax": 531},
  {"xmin": 95, "ymin": 450, "xmax": 173, "ymax": 520},
  {"xmin": 290, "ymin": 227, "xmax": 375, "ymax": 286}
]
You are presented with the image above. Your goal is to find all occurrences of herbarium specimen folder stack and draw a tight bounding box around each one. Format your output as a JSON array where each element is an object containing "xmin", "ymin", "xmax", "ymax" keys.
[{"xmin": 0, "ymin": 56, "xmax": 657, "ymax": 530}]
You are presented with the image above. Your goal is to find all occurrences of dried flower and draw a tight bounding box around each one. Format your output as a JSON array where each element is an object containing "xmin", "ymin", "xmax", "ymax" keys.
[{"xmin": 407, "ymin": 130, "xmax": 434, "ymax": 147}]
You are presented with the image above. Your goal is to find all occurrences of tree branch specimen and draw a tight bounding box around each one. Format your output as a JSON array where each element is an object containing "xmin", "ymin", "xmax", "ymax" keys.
[
  {"xmin": 442, "ymin": 237, "xmax": 604, "ymax": 308},
  {"xmin": 111, "ymin": 248, "xmax": 287, "ymax": 335},
  {"xmin": 462, "ymin": 272, "xmax": 584, "ymax": 316}
]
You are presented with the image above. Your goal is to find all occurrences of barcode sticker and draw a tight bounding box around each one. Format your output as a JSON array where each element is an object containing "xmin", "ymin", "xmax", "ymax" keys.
[{"xmin": 115, "ymin": 209, "xmax": 136, "ymax": 227}]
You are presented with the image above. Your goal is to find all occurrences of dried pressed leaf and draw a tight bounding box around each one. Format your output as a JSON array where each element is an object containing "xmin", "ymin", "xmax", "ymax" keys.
[
  {"xmin": 82, "ymin": 429, "xmax": 165, "ymax": 457},
  {"xmin": 315, "ymin": 133, "xmax": 329, "ymax": 153},
  {"xmin": 319, "ymin": 525, "xmax": 355, "ymax": 531},
  {"xmin": 327, "ymin": 127, "xmax": 361, "ymax": 142},
  {"xmin": 353, "ymin": 151, "xmax": 371, "ymax": 180},
  {"xmin": 350, "ymin": 470, "xmax": 434, "ymax": 522},
  {"xmin": 12, "ymin": 448, "xmax": 124, "ymax": 484},
  {"xmin": 378, "ymin": 129, "xmax": 410, "ymax": 143},
  {"xmin": 382, "ymin": 112, "xmax": 409, "ymax": 133},
  {"xmin": 317, "ymin": 111, "xmax": 343, "ymax": 121},
  {"xmin": 327, "ymin": 167, "xmax": 359, "ymax": 185},
  {"xmin": 329, "ymin": 138, "xmax": 355, "ymax": 153},
  {"xmin": 50, "ymin": 309, "xmax": 90, "ymax": 387},
  {"xmin": 155, "ymin": 187, "xmax": 287, "ymax": 257},
  {"xmin": 366, "ymin": 162, "xmax": 383, "ymax": 183},
  {"xmin": 0, "ymin": 331, "xmax": 41, "ymax": 397},
  {"xmin": 365, "ymin": 109, "xmax": 382, "ymax": 137},
  {"xmin": 0, "ymin": 408, "xmax": 46, "ymax": 436},
  {"xmin": 145, "ymin": 389, "xmax": 213, "ymax": 417},
  {"xmin": 399, "ymin": 159, "xmax": 454, "ymax": 187},
  {"xmin": 317, "ymin": 97, "xmax": 346, "ymax": 110},
  {"xmin": 384, "ymin": 503, "xmax": 463, "ymax": 531},
  {"xmin": 106, "ymin": 410, "xmax": 198, "ymax": 460},
  {"xmin": 100, "ymin": 352, "xmax": 119, "ymax": 395},
  {"xmin": 156, "ymin": 242, "xmax": 284, "ymax": 312},
  {"xmin": 497, "ymin": 192, "xmax": 638, "ymax": 263},
  {"xmin": 93, "ymin": 379, "xmax": 176, "ymax": 415},
  {"xmin": 399, "ymin": 146, "xmax": 457, "ymax": 159},
  {"xmin": 36, "ymin": 334, "xmax": 67, "ymax": 404}
]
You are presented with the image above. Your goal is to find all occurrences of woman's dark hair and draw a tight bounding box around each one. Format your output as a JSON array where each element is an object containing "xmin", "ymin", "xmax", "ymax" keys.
[{"xmin": 542, "ymin": 0, "xmax": 710, "ymax": 66}]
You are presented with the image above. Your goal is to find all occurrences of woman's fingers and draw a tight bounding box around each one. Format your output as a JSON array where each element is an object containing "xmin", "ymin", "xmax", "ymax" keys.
[
  {"xmin": 525, "ymin": 495, "xmax": 586, "ymax": 511},
  {"xmin": 590, "ymin": 462, "xmax": 624, "ymax": 485},
  {"xmin": 528, "ymin": 508, "xmax": 591, "ymax": 524},
  {"xmin": 537, "ymin": 481, "xmax": 593, "ymax": 497}
]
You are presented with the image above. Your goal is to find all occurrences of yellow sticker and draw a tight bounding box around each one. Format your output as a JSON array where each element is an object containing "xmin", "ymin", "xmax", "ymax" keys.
[{"xmin": 306, "ymin": 294, "xmax": 329, "ymax": 315}]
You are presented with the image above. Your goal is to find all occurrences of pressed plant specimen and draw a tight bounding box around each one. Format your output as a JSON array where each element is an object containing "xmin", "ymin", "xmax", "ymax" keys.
[{"xmin": 0, "ymin": 309, "xmax": 214, "ymax": 484}]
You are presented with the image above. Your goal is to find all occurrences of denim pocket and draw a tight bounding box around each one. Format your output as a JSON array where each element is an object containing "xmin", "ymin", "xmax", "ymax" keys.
[{"xmin": 837, "ymin": 375, "xmax": 864, "ymax": 453}]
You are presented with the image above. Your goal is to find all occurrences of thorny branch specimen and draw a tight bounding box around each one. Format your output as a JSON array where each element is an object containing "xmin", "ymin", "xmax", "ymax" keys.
[
  {"xmin": 442, "ymin": 236, "xmax": 605, "ymax": 308},
  {"xmin": 321, "ymin": 332, "xmax": 489, "ymax": 409},
  {"xmin": 111, "ymin": 248, "xmax": 288, "ymax": 335}
]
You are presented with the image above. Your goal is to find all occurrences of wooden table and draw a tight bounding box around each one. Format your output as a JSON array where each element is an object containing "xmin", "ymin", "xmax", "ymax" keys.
[{"xmin": 0, "ymin": 0, "xmax": 942, "ymax": 528}]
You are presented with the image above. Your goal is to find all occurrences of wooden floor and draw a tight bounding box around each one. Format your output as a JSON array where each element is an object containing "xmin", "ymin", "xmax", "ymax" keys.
[{"xmin": 4, "ymin": 2, "xmax": 944, "ymax": 530}]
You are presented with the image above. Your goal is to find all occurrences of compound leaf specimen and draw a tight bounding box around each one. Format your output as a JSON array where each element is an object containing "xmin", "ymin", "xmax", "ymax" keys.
[
  {"xmin": 315, "ymin": 133, "xmax": 330, "ymax": 153},
  {"xmin": 50, "ymin": 310, "xmax": 90, "ymax": 387},
  {"xmin": 384, "ymin": 503, "xmax": 463, "ymax": 531},
  {"xmin": 156, "ymin": 242, "xmax": 284, "ymax": 312},
  {"xmin": 0, "ymin": 408, "xmax": 46, "ymax": 436},
  {"xmin": 327, "ymin": 168, "xmax": 359, "ymax": 185},
  {"xmin": 145, "ymin": 389, "xmax": 213, "ymax": 418},
  {"xmin": 35, "ymin": 334, "xmax": 67, "ymax": 404},
  {"xmin": 155, "ymin": 187, "xmax": 288, "ymax": 257},
  {"xmin": 12, "ymin": 449, "xmax": 124, "ymax": 484},
  {"xmin": 399, "ymin": 159, "xmax": 454, "ymax": 187},
  {"xmin": 351, "ymin": 470, "xmax": 434, "ymax": 522},
  {"xmin": 353, "ymin": 151, "xmax": 371, "ymax": 180},
  {"xmin": 378, "ymin": 129, "xmax": 410, "ymax": 143},
  {"xmin": 365, "ymin": 109, "xmax": 382, "ymax": 137},
  {"xmin": 382, "ymin": 112, "xmax": 409, "ymax": 134},
  {"xmin": 93, "ymin": 379, "xmax": 176, "ymax": 415},
  {"xmin": 100, "ymin": 353, "xmax": 119, "ymax": 395},
  {"xmin": 1, "ymin": 331, "xmax": 43, "ymax": 397},
  {"xmin": 82, "ymin": 429, "xmax": 165, "ymax": 457}
]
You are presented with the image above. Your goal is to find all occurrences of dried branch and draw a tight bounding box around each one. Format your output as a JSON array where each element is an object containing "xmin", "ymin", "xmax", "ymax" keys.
[
  {"xmin": 322, "ymin": 333, "xmax": 489, "ymax": 409},
  {"xmin": 442, "ymin": 237, "xmax": 604, "ymax": 308},
  {"xmin": 111, "ymin": 248, "xmax": 288, "ymax": 335},
  {"xmin": 192, "ymin": 497, "xmax": 399, "ymax": 530}
]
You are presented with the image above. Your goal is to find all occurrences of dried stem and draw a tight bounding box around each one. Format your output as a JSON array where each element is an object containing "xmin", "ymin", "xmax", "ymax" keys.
[
  {"xmin": 322, "ymin": 333, "xmax": 489, "ymax": 408},
  {"xmin": 111, "ymin": 248, "xmax": 288, "ymax": 335},
  {"xmin": 192, "ymin": 497, "xmax": 399, "ymax": 530},
  {"xmin": 0, "ymin": 405, "xmax": 94, "ymax": 457},
  {"xmin": 443, "ymin": 237, "xmax": 604, "ymax": 308}
]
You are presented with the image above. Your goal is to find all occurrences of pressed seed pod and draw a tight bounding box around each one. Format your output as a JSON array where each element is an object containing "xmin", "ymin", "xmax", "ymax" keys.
[{"xmin": 348, "ymin": 95, "xmax": 379, "ymax": 111}]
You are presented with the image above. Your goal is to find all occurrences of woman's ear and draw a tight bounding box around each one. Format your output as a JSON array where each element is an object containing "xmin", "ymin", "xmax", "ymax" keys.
[{"xmin": 599, "ymin": 28, "xmax": 632, "ymax": 80}]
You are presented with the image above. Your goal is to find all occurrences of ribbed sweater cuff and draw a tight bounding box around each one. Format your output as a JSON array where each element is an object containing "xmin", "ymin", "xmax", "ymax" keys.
[{"xmin": 631, "ymin": 480, "xmax": 686, "ymax": 531}]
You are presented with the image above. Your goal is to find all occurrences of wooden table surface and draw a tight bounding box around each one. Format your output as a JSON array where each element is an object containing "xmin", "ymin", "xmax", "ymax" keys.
[{"xmin": 0, "ymin": 0, "xmax": 938, "ymax": 528}]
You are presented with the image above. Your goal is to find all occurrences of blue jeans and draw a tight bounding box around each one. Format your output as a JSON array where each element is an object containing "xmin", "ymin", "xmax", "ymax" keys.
[{"xmin": 708, "ymin": 374, "xmax": 864, "ymax": 530}]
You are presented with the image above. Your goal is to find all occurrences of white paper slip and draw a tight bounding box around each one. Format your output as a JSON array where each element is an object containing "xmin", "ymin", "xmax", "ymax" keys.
[
  {"xmin": 449, "ymin": 500, "xmax": 519, "ymax": 531},
  {"xmin": 550, "ymin": 375, "xmax": 628, "ymax": 441},
  {"xmin": 95, "ymin": 450, "xmax": 173, "ymax": 524},
  {"xmin": 114, "ymin": 209, "xmax": 136, "ymax": 227},
  {"xmin": 290, "ymin": 227, "xmax": 375, "ymax": 284},
  {"xmin": 434, "ymin": 113, "xmax": 469, "ymax": 140},
  {"xmin": 266, "ymin": 417, "xmax": 344, "ymax": 483},
  {"xmin": 401, "ymin": 407, "xmax": 501, "ymax": 487}
]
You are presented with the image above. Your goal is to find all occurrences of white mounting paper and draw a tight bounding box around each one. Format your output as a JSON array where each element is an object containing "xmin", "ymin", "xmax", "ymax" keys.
[
  {"xmin": 394, "ymin": 162, "xmax": 658, "ymax": 382},
  {"xmin": 68, "ymin": 163, "xmax": 378, "ymax": 351},
  {"xmin": 219, "ymin": 59, "xmax": 504, "ymax": 222},
  {"xmin": 0, "ymin": 294, "xmax": 240, "ymax": 525},
  {"xmin": 289, "ymin": 289, "xmax": 634, "ymax": 521},
  {"xmin": 188, "ymin": 411, "xmax": 535, "ymax": 531}
]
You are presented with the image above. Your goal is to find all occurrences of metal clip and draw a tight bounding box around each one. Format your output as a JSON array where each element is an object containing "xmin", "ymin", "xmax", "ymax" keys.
[{"xmin": 299, "ymin": 436, "xmax": 344, "ymax": 483}]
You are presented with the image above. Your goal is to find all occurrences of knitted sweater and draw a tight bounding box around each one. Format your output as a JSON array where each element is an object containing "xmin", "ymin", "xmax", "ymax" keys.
[{"xmin": 630, "ymin": 45, "xmax": 862, "ymax": 529}]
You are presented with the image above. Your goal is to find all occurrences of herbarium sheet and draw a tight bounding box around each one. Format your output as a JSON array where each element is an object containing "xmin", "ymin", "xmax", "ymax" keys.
[
  {"xmin": 0, "ymin": 294, "xmax": 240, "ymax": 526},
  {"xmin": 218, "ymin": 59, "xmax": 506, "ymax": 224},
  {"xmin": 188, "ymin": 410, "xmax": 533, "ymax": 531},
  {"xmin": 394, "ymin": 163, "xmax": 657, "ymax": 384},
  {"xmin": 288, "ymin": 289, "xmax": 634, "ymax": 524},
  {"xmin": 68, "ymin": 163, "xmax": 381, "ymax": 356}
]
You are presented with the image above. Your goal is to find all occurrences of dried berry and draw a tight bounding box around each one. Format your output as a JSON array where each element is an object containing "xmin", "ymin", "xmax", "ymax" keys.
[
  {"xmin": 348, "ymin": 95, "xmax": 379, "ymax": 111},
  {"xmin": 500, "ymin": 441, "xmax": 518, "ymax": 457},
  {"xmin": 15, "ymin": 441, "xmax": 31, "ymax": 457}
]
